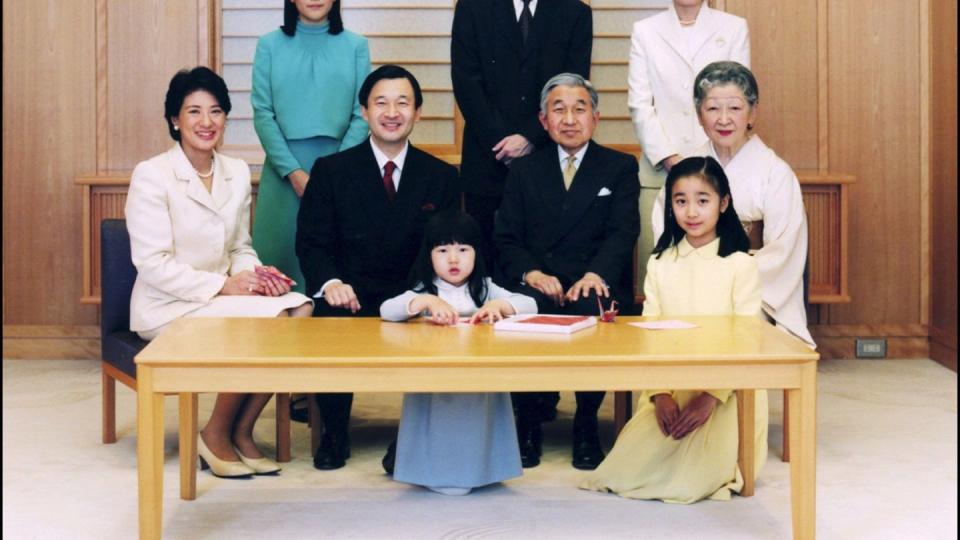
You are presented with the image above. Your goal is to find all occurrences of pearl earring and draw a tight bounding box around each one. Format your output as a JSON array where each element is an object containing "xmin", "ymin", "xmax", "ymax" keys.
[{"xmin": 174, "ymin": 125, "xmax": 179, "ymax": 131}]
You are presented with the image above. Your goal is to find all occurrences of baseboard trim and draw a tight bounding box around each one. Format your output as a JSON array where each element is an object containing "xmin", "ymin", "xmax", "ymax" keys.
[
  {"xmin": 814, "ymin": 336, "xmax": 930, "ymax": 360},
  {"xmin": 3, "ymin": 325, "xmax": 99, "ymax": 360}
]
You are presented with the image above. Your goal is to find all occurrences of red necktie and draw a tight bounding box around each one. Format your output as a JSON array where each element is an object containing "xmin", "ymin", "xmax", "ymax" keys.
[{"xmin": 383, "ymin": 161, "xmax": 397, "ymax": 202}]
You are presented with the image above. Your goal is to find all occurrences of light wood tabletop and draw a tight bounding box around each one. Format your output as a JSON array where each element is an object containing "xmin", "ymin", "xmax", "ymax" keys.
[{"xmin": 135, "ymin": 315, "xmax": 818, "ymax": 539}]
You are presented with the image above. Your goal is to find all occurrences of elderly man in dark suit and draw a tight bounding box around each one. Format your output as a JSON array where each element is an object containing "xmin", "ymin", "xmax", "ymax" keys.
[
  {"xmin": 296, "ymin": 65, "xmax": 459, "ymax": 470},
  {"xmin": 452, "ymin": 0, "xmax": 592, "ymax": 429},
  {"xmin": 451, "ymin": 0, "xmax": 592, "ymax": 263},
  {"xmin": 495, "ymin": 73, "xmax": 640, "ymax": 470}
]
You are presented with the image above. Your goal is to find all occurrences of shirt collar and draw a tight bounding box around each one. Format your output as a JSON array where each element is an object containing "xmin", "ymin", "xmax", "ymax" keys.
[
  {"xmin": 435, "ymin": 277, "xmax": 465, "ymax": 292},
  {"xmin": 370, "ymin": 138, "xmax": 409, "ymax": 175},
  {"xmin": 557, "ymin": 142, "xmax": 589, "ymax": 170},
  {"xmin": 513, "ymin": 0, "xmax": 537, "ymax": 18},
  {"xmin": 676, "ymin": 236, "xmax": 721, "ymax": 258}
]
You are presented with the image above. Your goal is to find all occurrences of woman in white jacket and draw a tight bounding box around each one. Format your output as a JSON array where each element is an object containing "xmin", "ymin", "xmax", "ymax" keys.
[
  {"xmin": 629, "ymin": 0, "xmax": 749, "ymax": 289},
  {"xmin": 126, "ymin": 67, "xmax": 313, "ymax": 478}
]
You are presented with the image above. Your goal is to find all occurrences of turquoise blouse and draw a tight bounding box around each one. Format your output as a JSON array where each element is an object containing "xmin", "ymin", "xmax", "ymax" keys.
[{"xmin": 251, "ymin": 20, "xmax": 371, "ymax": 177}]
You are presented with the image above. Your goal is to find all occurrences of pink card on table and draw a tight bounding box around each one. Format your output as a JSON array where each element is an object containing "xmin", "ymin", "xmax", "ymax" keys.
[{"xmin": 628, "ymin": 320, "xmax": 699, "ymax": 330}]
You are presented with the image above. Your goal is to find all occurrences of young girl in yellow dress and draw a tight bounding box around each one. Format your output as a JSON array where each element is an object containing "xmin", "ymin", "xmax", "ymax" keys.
[{"xmin": 580, "ymin": 155, "xmax": 767, "ymax": 503}]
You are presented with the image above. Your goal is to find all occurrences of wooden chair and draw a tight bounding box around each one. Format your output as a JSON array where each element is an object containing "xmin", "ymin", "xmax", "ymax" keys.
[{"xmin": 99, "ymin": 219, "xmax": 292, "ymax": 461}]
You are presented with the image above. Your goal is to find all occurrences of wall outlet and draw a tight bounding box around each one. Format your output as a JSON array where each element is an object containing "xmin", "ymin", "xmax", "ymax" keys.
[{"xmin": 855, "ymin": 338, "xmax": 887, "ymax": 358}]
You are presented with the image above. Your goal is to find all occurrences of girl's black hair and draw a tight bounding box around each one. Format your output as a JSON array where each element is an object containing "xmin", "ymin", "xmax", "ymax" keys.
[
  {"xmin": 410, "ymin": 213, "xmax": 489, "ymax": 307},
  {"xmin": 281, "ymin": 0, "xmax": 344, "ymax": 36},
  {"xmin": 652, "ymin": 156, "xmax": 751, "ymax": 259}
]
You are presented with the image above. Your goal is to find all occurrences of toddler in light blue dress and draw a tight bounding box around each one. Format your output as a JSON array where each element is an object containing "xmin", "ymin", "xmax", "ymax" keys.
[{"xmin": 380, "ymin": 214, "xmax": 536, "ymax": 495}]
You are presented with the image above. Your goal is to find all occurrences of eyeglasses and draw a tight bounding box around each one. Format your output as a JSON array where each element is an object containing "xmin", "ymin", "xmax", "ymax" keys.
[{"xmin": 597, "ymin": 297, "xmax": 619, "ymax": 323}]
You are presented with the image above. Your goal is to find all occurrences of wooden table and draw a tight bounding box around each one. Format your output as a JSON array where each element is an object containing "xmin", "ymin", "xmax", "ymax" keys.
[{"xmin": 135, "ymin": 315, "xmax": 819, "ymax": 539}]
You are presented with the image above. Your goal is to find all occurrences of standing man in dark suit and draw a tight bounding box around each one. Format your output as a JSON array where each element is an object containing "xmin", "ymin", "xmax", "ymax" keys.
[
  {"xmin": 452, "ymin": 0, "xmax": 593, "ymax": 426},
  {"xmin": 495, "ymin": 73, "xmax": 640, "ymax": 470},
  {"xmin": 296, "ymin": 65, "xmax": 459, "ymax": 470},
  {"xmin": 451, "ymin": 0, "xmax": 592, "ymax": 261}
]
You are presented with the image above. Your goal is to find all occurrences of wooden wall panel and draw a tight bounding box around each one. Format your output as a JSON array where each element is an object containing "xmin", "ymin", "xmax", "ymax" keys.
[
  {"xmin": 2, "ymin": 0, "xmax": 98, "ymax": 325},
  {"xmin": 104, "ymin": 0, "xmax": 203, "ymax": 171},
  {"xmin": 929, "ymin": 0, "xmax": 957, "ymax": 369},
  {"xmin": 724, "ymin": 0, "xmax": 819, "ymax": 170},
  {"xmin": 826, "ymin": 0, "xmax": 922, "ymax": 325}
]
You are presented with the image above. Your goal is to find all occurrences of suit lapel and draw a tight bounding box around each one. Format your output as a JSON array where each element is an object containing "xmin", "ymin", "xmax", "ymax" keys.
[
  {"xmin": 688, "ymin": 6, "xmax": 721, "ymax": 61},
  {"xmin": 352, "ymin": 140, "xmax": 391, "ymax": 224},
  {"xmin": 210, "ymin": 153, "xmax": 233, "ymax": 210},
  {"xmin": 536, "ymin": 146, "xmax": 567, "ymax": 223},
  {"xmin": 391, "ymin": 146, "xmax": 429, "ymax": 231},
  {"xmin": 495, "ymin": 0, "xmax": 523, "ymax": 60},
  {"xmin": 654, "ymin": 7, "xmax": 690, "ymax": 67},
  {"xmin": 169, "ymin": 145, "xmax": 218, "ymax": 213}
]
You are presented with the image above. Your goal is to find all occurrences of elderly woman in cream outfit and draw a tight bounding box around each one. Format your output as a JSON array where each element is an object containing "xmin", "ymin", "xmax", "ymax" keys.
[
  {"xmin": 126, "ymin": 67, "xmax": 313, "ymax": 479},
  {"xmin": 629, "ymin": 0, "xmax": 749, "ymax": 289},
  {"xmin": 652, "ymin": 61, "xmax": 815, "ymax": 348}
]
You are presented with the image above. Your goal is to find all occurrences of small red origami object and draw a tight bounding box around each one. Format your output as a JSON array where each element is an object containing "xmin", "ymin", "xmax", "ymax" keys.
[{"xmin": 597, "ymin": 297, "xmax": 618, "ymax": 323}]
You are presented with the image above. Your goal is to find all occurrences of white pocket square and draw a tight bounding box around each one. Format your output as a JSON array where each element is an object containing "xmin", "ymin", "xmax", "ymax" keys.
[{"xmin": 597, "ymin": 187, "xmax": 613, "ymax": 196}]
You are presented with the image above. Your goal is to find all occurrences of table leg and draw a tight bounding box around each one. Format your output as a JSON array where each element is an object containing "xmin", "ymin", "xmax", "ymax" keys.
[
  {"xmin": 137, "ymin": 367, "xmax": 164, "ymax": 540},
  {"xmin": 789, "ymin": 363, "xmax": 817, "ymax": 539},
  {"xmin": 276, "ymin": 393, "xmax": 292, "ymax": 462},
  {"xmin": 783, "ymin": 389, "xmax": 791, "ymax": 462},
  {"xmin": 179, "ymin": 393, "xmax": 198, "ymax": 501},
  {"xmin": 736, "ymin": 389, "xmax": 756, "ymax": 497},
  {"xmin": 309, "ymin": 397, "xmax": 321, "ymax": 457}
]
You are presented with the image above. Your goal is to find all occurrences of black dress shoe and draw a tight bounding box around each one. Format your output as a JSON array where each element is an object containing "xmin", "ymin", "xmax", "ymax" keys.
[
  {"xmin": 571, "ymin": 429, "xmax": 605, "ymax": 470},
  {"xmin": 313, "ymin": 432, "xmax": 350, "ymax": 470},
  {"xmin": 518, "ymin": 423, "xmax": 542, "ymax": 468},
  {"xmin": 382, "ymin": 440, "xmax": 396, "ymax": 475}
]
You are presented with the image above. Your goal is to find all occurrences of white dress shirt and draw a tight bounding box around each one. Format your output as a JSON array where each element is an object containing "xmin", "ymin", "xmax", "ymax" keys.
[
  {"xmin": 513, "ymin": 0, "xmax": 537, "ymax": 19},
  {"xmin": 557, "ymin": 142, "xmax": 589, "ymax": 173}
]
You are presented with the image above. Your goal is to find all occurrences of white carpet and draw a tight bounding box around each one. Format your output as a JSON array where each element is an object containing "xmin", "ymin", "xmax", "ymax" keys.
[{"xmin": 2, "ymin": 358, "xmax": 957, "ymax": 539}]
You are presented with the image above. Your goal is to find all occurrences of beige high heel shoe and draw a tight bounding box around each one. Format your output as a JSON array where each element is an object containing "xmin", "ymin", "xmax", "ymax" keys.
[
  {"xmin": 197, "ymin": 433, "xmax": 255, "ymax": 479},
  {"xmin": 235, "ymin": 447, "xmax": 281, "ymax": 475}
]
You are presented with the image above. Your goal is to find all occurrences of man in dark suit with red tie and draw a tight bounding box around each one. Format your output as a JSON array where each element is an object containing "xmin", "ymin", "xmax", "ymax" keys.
[
  {"xmin": 296, "ymin": 65, "xmax": 459, "ymax": 470},
  {"xmin": 495, "ymin": 73, "xmax": 640, "ymax": 470}
]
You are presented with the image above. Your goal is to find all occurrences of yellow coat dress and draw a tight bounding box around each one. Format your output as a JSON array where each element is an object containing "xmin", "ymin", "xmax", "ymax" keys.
[{"xmin": 580, "ymin": 237, "xmax": 768, "ymax": 503}]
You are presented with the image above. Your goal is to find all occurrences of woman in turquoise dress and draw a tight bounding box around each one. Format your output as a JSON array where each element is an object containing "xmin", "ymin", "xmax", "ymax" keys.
[{"xmin": 251, "ymin": 0, "xmax": 371, "ymax": 293}]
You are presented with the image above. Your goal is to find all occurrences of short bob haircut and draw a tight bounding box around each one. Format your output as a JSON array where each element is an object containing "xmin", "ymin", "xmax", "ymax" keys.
[
  {"xmin": 652, "ymin": 156, "xmax": 751, "ymax": 259},
  {"xmin": 693, "ymin": 61, "xmax": 759, "ymax": 110},
  {"xmin": 163, "ymin": 66, "xmax": 231, "ymax": 142},
  {"xmin": 281, "ymin": 0, "xmax": 344, "ymax": 36},
  {"xmin": 539, "ymin": 72, "xmax": 599, "ymax": 114},
  {"xmin": 410, "ymin": 212, "xmax": 490, "ymax": 308},
  {"xmin": 358, "ymin": 64, "xmax": 423, "ymax": 109}
]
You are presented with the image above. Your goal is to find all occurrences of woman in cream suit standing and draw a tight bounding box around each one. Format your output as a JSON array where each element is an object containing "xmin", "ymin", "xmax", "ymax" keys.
[
  {"xmin": 629, "ymin": 0, "xmax": 749, "ymax": 289},
  {"xmin": 126, "ymin": 67, "xmax": 313, "ymax": 479}
]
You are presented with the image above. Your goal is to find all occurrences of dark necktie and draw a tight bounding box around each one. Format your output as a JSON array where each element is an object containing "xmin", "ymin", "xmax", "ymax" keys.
[
  {"xmin": 519, "ymin": 0, "xmax": 533, "ymax": 46},
  {"xmin": 383, "ymin": 161, "xmax": 397, "ymax": 202}
]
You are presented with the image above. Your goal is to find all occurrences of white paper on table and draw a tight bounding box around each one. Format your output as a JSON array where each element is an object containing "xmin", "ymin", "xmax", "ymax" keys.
[{"xmin": 629, "ymin": 320, "xmax": 699, "ymax": 330}]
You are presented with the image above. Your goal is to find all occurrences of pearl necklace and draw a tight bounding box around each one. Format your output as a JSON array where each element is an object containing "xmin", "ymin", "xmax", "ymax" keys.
[{"xmin": 194, "ymin": 157, "xmax": 214, "ymax": 178}]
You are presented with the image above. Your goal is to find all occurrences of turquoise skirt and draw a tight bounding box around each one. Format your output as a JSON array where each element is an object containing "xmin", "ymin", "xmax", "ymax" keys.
[{"xmin": 252, "ymin": 136, "xmax": 340, "ymax": 294}]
